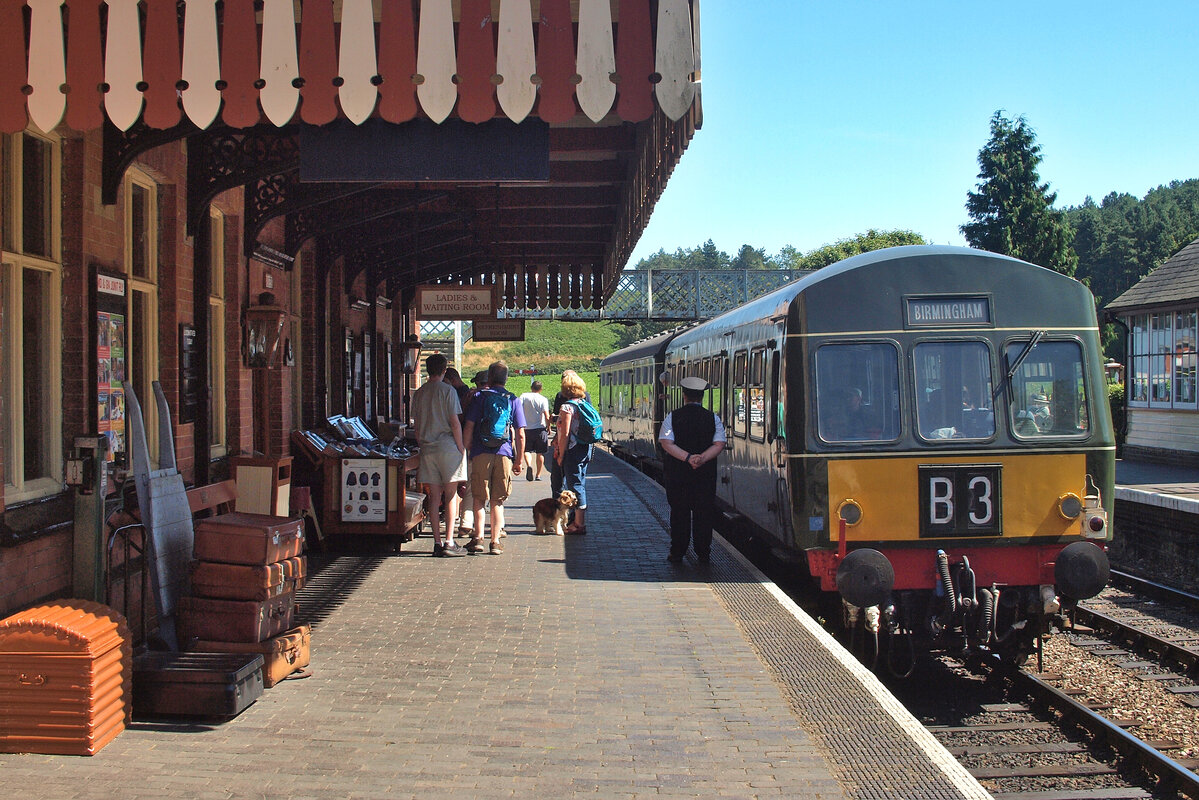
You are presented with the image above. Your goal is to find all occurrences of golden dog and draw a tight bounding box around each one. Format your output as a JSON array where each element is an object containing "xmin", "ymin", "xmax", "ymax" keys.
[{"xmin": 532, "ymin": 490, "xmax": 578, "ymax": 536}]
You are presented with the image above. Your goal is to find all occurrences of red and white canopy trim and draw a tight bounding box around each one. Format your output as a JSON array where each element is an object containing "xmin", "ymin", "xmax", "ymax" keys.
[{"xmin": 1, "ymin": 0, "xmax": 702, "ymax": 134}]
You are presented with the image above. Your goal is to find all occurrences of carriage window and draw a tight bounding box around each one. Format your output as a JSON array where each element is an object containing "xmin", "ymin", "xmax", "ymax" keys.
[
  {"xmin": 815, "ymin": 343, "xmax": 901, "ymax": 443},
  {"xmin": 749, "ymin": 349, "xmax": 766, "ymax": 441},
  {"xmin": 732, "ymin": 351, "xmax": 748, "ymax": 438},
  {"xmin": 1005, "ymin": 340, "xmax": 1089, "ymax": 438},
  {"xmin": 914, "ymin": 342, "xmax": 995, "ymax": 441}
]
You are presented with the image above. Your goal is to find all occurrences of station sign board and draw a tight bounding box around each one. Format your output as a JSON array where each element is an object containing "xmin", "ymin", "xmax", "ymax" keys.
[
  {"xmin": 472, "ymin": 318, "xmax": 525, "ymax": 342},
  {"xmin": 415, "ymin": 285, "xmax": 496, "ymax": 320}
]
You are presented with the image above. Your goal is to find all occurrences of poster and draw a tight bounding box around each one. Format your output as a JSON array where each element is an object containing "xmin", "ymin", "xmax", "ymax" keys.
[
  {"xmin": 341, "ymin": 458, "xmax": 387, "ymax": 522},
  {"xmin": 98, "ymin": 312, "xmax": 127, "ymax": 460}
]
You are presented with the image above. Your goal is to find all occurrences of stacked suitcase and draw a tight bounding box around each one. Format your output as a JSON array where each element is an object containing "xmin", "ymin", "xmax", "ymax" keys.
[{"xmin": 178, "ymin": 512, "xmax": 312, "ymax": 689}]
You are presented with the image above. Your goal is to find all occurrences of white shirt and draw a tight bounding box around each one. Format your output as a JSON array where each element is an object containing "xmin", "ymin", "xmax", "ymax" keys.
[
  {"xmin": 519, "ymin": 391, "xmax": 551, "ymax": 430},
  {"xmin": 659, "ymin": 405, "xmax": 727, "ymax": 444}
]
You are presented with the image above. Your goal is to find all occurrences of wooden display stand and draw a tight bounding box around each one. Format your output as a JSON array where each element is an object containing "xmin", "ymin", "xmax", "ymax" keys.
[
  {"xmin": 289, "ymin": 432, "xmax": 425, "ymax": 542},
  {"xmin": 230, "ymin": 455, "xmax": 293, "ymax": 517}
]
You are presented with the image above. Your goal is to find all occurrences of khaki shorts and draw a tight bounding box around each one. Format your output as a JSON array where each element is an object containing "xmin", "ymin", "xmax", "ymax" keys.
[
  {"xmin": 418, "ymin": 447, "xmax": 467, "ymax": 485},
  {"xmin": 469, "ymin": 453, "xmax": 512, "ymax": 505}
]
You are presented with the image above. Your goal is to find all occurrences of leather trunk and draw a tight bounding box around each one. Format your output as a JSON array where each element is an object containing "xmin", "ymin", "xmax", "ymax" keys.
[
  {"xmin": 190, "ymin": 556, "xmax": 307, "ymax": 601},
  {"xmin": 193, "ymin": 513, "xmax": 304, "ymax": 566},
  {"xmin": 132, "ymin": 651, "xmax": 264, "ymax": 719},
  {"xmin": 187, "ymin": 624, "xmax": 311, "ymax": 688},
  {"xmin": 176, "ymin": 594, "xmax": 295, "ymax": 644}
]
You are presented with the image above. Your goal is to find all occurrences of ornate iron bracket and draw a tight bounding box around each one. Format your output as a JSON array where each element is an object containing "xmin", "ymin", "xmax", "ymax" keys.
[
  {"xmin": 186, "ymin": 125, "xmax": 300, "ymax": 236},
  {"xmin": 101, "ymin": 117, "xmax": 198, "ymax": 205}
]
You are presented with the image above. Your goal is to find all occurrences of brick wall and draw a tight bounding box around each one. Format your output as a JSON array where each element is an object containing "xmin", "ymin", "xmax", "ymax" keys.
[
  {"xmin": 1111, "ymin": 498, "xmax": 1199, "ymax": 594},
  {"xmin": 0, "ymin": 530, "xmax": 72, "ymax": 617}
]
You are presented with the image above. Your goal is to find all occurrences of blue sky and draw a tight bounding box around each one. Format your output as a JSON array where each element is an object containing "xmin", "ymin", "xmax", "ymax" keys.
[{"xmin": 628, "ymin": 2, "xmax": 1199, "ymax": 264}]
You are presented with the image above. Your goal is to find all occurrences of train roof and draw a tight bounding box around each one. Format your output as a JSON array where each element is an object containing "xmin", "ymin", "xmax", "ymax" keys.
[
  {"xmin": 599, "ymin": 324, "xmax": 694, "ymax": 367},
  {"xmin": 667, "ymin": 245, "xmax": 1093, "ymax": 348}
]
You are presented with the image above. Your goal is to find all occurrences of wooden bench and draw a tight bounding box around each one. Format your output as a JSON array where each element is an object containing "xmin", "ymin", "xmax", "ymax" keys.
[{"xmin": 186, "ymin": 479, "xmax": 239, "ymax": 518}]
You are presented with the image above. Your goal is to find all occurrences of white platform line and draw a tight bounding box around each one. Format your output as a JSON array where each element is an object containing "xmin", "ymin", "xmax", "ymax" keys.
[{"xmin": 716, "ymin": 531, "xmax": 995, "ymax": 800}]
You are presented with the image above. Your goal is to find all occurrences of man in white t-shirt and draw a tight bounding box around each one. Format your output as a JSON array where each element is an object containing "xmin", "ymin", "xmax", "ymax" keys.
[
  {"xmin": 518, "ymin": 381, "xmax": 552, "ymax": 481},
  {"xmin": 411, "ymin": 353, "xmax": 468, "ymax": 557}
]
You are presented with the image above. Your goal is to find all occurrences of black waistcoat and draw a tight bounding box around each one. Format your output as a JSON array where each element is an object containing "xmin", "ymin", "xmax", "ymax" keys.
[{"xmin": 665, "ymin": 403, "xmax": 718, "ymax": 484}]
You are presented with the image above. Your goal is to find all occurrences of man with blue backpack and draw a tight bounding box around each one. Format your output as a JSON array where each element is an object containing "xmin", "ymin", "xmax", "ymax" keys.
[{"xmin": 461, "ymin": 360, "xmax": 527, "ymax": 555}]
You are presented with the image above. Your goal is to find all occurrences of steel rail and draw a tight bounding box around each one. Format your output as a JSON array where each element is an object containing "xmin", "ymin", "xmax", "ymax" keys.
[
  {"xmin": 1071, "ymin": 604, "xmax": 1199, "ymax": 675},
  {"xmin": 1109, "ymin": 569, "xmax": 1199, "ymax": 613},
  {"xmin": 1013, "ymin": 667, "xmax": 1199, "ymax": 799}
]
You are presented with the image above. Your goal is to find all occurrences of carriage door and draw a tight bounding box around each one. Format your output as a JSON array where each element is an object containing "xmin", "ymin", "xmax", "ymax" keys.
[{"xmin": 769, "ymin": 350, "xmax": 792, "ymax": 539}]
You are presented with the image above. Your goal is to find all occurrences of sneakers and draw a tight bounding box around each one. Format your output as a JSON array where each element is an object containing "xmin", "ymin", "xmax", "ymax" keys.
[
  {"xmin": 526, "ymin": 465, "xmax": 534, "ymax": 481},
  {"xmin": 433, "ymin": 543, "xmax": 445, "ymax": 558},
  {"xmin": 465, "ymin": 538, "xmax": 486, "ymax": 553},
  {"xmin": 441, "ymin": 542, "xmax": 467, "ymax": 557},
  {"xmin": 489, "ymin": 541, "xmax": 504, "ymax": 555}
]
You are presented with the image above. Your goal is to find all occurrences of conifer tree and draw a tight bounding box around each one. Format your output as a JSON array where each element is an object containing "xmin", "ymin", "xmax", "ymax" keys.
[{"xmin": 961, "ymin": 112, "xmax": 1077, "ymax": 276}]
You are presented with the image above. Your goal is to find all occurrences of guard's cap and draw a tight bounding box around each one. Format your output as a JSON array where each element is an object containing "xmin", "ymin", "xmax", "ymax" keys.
[
  {"xmin": 680, "ymin": 376, "xmax": 709, "ymax": 392},
  {"xmin": 473, "ymin": 370, "xmax": 488, "ymax": 385}
]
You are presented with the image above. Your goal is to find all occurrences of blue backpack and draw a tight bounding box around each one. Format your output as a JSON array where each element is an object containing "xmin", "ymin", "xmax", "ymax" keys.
[
  {"xmin": 569, "ymin": 399, "xmax": 603, "ymax": 445},
  {"xmin": 478, "ymin": 389, "xmax": 515, "ymax": 449}
]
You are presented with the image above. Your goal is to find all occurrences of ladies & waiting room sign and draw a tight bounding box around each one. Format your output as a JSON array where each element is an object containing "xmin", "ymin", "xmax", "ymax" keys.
[{"xmin": 416, "ymin": 285, "xmax": 496, "ymax": 320}]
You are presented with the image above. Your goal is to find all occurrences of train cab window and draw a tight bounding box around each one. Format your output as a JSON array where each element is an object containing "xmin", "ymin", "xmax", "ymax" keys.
[
  {"xmin": 1004, "ymin": 339, "xmax": 1089, "ymax": 438},
  {"xmin": 914, "ymin": 341, "xmax": 995, "ymax": 441},
  {"xmin": 749, "ymin": 349, "xmax": 766, "ymax": 441},
  {"xmin": 732, "ymin": 351, "xmax": 748, "ymax": 438},
  {"xmin": 815, "ymin": 343, "xmax": 901, "ymax": 443}
]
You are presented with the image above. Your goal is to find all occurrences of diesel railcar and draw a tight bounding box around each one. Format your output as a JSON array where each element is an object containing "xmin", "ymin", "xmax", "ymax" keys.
[{"xmin": 599, "ymin": 246, "xmax": 1114, "ymax": 666}]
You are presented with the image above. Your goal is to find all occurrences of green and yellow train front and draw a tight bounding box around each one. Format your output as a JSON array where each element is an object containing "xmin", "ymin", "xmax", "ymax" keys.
[{"xmin": 781, "ymin": 248, "xmax": 1114, "ymax": 646}]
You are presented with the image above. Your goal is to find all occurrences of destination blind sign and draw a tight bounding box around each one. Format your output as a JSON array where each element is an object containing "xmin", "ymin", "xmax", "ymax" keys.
[{"xmin": 905, "ymin": 296, "xmax": 992, "ymax": 328}]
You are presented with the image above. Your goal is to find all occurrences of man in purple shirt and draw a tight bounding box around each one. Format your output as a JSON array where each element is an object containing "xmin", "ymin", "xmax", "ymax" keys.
[{"xmin": 462, "ymin": 360, "xmax": 526, "ymax": 555}]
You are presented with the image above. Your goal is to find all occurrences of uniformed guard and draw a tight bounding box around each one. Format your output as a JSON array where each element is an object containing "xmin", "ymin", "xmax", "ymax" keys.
[{"xmin": 658, "ymin": 376, "xmax": 727, "ymax": 564}]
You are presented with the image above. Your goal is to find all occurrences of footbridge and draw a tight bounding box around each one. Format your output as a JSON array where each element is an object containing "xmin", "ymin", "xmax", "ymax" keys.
[{"xmin": 420, "ymin": 268, "xmax": 811, "ymax": 343}]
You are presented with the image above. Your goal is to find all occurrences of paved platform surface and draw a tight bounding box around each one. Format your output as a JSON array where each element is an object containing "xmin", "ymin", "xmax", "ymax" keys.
[
  {"xmin": 1115, "ymin": 458, "xmax": 1199, "ymax": 509},
  {"xmin": 0, "ymin": 450, "xmax": 988, "ymax": 800}
]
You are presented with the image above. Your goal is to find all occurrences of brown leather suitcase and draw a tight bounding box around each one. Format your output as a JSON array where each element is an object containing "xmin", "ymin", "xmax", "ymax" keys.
[
  {"xmin": 176, "ymin": 594, "xmax": 295, "ymax": 644},
  {"xmin": 193, "ymin": 513, "xmax": 304, "ymax": 565},
  {"xmin": 186, "ymin": 624, "xmax": 311, "ymax": 688},
  {"xmin": 190, "ymin": 556, "xmax": 306, "ymax": 601},
  {"xmin": 133, "ymin": 651, "xmax": 264, "ymax": 719}
]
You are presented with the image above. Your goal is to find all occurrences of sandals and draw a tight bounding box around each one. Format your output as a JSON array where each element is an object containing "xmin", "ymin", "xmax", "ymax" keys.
[{"xmin": 564, "ymin": 525, "xmax": 587, "ymax": 536}]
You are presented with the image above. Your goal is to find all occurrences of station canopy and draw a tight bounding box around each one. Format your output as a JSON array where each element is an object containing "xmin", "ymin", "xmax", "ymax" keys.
[{"xmin": 2, "ymin": 0, "xmax": 702, "ymax": 311}]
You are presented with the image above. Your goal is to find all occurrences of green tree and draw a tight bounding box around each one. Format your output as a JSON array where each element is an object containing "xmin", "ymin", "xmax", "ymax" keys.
[
  {"xmin": 962, "ymin": 111, "xmax": 1077, "ymax": 276},
  {"xmin": 730, "ymin": 244, "xmax": 772, "ymax": 270},
  {"xmin": 798, "ymin": 229, "xmax": 927, "ymax": 271}
]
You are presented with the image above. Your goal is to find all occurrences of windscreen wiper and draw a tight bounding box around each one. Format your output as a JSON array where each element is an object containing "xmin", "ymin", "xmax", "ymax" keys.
[{"xmin": 993, "ymin": 330, "xmax": 1045, "ymax": 404}]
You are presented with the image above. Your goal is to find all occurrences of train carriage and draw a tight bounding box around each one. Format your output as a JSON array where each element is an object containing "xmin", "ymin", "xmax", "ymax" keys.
[{"xmin": 601, "ymin": 246, "xmax": 1114, "ymax": 667}]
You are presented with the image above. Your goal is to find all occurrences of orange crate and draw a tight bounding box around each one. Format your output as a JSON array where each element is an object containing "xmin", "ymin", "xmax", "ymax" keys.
[{"xmin": 0, "ymin": 600, "xmax": 132, "ymax": 755}]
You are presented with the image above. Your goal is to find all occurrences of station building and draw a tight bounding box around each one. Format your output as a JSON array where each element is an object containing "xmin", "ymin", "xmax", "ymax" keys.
[
  {"xmin": 0, "ymin": 0, "xmax": 701, "ymax": 617},
  {"xmin": 1107, "ymin": 236, "xmax": 1199, "ymax": 466}
]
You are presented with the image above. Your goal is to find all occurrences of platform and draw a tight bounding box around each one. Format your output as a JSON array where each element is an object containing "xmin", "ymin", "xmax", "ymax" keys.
[
  {"xmin": 0, "ymin": 450, "xmax": 988, "ymax": 800},
  {"xmin": 1115, "ymin": 458, "xmax": 1199, "ymax": 511}
]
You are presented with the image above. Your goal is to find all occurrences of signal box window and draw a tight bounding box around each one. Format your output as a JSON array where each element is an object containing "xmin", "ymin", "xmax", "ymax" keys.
[
  {"xmin": 1005, "ymin": 340, "xmax": 1089, "ymax": 438},
  {"xmin": 914, "ymin": 341, "xmax": 995, "ymax": 440},
  {"xmin": 815, "ymin": 343, "xmax": 900, "ymax": 443}
]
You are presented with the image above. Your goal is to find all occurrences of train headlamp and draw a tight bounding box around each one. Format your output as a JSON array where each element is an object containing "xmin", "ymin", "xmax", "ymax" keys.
[
  {"xmin": 1082, "ymin": 491, "xmax": 1107, "ymax": 539},
  {"xmin": 836, "ymin": 499, "xmax": 863, "ymax": 527},
  {"xmin": 1057, "ymin": 493, "xmax": 1083, "ymax": 520}
]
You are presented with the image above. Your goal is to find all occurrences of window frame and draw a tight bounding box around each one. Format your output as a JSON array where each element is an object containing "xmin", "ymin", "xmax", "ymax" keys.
[
  {"xmin": 1, "ymin": 130, "xmax": 64, "ymax": 502},
  {"xmin": 123, "ymin": 168, "xmax": 161, "ymax": 464},
  {"xmin": 207, "ymin": 208, "xmax": 227, "ymax": 455},
  {"xmin": 1127, "ymin": 308, "xmax": 1199, "ymax": 411},
  {"xmin": 1003, "ymin": 336, "xmax": 1092, "ymax": 441}
]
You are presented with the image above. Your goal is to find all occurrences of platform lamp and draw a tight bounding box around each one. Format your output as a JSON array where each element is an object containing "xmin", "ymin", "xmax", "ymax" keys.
[
  {"xmin": 245, "ymin": 292, "xmax": 287, "ymax": 369},
  {"xmin": 399, "ymin": 334, "xmax": 423, "ymax": 375}
]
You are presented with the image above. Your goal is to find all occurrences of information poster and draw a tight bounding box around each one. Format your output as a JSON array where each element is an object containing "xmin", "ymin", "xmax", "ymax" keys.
[
  {"xmin": 341, "ymin": 458, "xmax": 387, "ymax": 522},
  {"xmin": 97, "ymin": 312, "xmax": 127, "ymax": 461}
]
